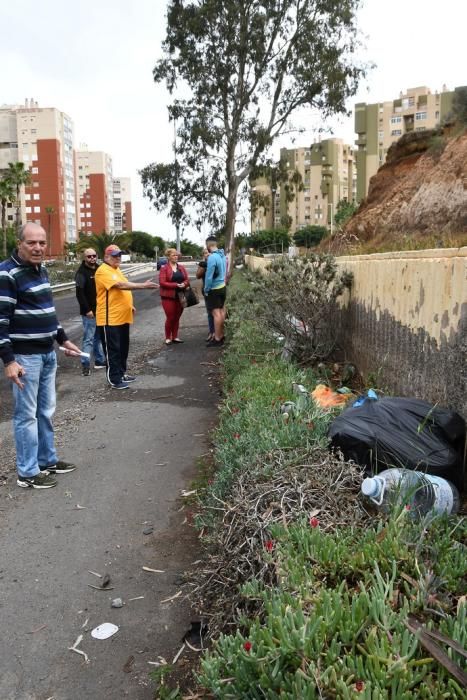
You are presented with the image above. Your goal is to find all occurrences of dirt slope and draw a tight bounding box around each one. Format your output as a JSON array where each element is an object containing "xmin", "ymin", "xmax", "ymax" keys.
[{"xmin": 346, "ymin": 130, "xmax": 467, "ymax": 243}]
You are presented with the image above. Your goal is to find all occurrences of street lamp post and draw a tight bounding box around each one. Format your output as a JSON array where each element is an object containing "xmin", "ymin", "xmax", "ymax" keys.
[{"xmin": 173, "ymin": 120, "xmax": 181, "ymax": 253}]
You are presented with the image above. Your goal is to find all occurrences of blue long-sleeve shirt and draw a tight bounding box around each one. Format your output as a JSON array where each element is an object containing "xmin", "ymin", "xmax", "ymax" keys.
[
  {"xmin": 204, "ymin": 249, "xmax": 226, "ymax": 294},
  {"xmin": 0, "ymin": 251, "xmax": 67, "ymax": 365}
]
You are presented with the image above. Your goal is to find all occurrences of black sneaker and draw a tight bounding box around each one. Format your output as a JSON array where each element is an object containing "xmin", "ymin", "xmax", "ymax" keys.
[
  {"xmin": 17, "ymin": 473, "xmax": 57, "ymax": 489},
  {"xmin": 111, "ymin": 381, "xmax": 129, "ymax": 390},
  {"xmin": 207, "ymin": 337, "xmax": 225, "ymax": 348},
  {"xmin": 40, "ymin": 460, "xmax": 77, "ymax": 474},
  {"xmin": 123, "ymin": 374, "xmax": 136, "ymax": 383},
  {"xmin": 82, "ymin": 367, "xmax": 90, "ymax": 376},
  {"xmin": 94, "ymin": 363, "xmax": 106, "ymax": 370}
]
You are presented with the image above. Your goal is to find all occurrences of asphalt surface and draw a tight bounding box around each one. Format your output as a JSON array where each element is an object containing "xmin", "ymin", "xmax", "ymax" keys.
[{"xmin": 0, "ymin": 264, "xmax": 220, "ymax": 699}]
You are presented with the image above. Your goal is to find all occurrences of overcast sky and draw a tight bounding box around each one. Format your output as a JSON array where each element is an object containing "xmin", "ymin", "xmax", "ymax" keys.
[{"xmin": 1, "ymin": 0, "xmax": 465, "ymax": 244}]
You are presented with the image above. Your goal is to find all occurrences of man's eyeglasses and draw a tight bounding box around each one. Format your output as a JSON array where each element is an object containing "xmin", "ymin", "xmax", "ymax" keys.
[{"xmin": 86, "ymin": 255, "xmax": 97, "ymax": 258}]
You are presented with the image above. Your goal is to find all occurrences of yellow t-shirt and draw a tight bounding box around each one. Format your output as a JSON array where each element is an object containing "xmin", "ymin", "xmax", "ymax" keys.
[{"xmin": 95, "ymin": 263, "xmax": 134, "ymax": 326}]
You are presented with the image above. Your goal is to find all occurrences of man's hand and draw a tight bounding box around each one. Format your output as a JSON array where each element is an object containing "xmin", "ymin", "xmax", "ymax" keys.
[
  {"xmin": 142, "ymin": 279, "xmax": 159, "ymax": 289},
  {"xmin": 5, "ymin": 361, "xmax": 25, "ymax": 390},
  {"xmin": 85, "ymin": 311, "xmax": 94, "ymax": 318},
  {"xmin": 61, "ymin": 339, "xmax": 82, "ymax": 357}
]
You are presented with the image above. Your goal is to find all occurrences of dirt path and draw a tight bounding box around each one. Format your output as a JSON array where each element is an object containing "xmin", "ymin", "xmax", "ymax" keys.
[{"xmin": 0, "ymin": 294, "xmax": 219, "ymax": 700}]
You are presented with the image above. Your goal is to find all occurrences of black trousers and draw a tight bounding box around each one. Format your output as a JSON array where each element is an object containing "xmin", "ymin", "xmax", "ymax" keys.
[{"xmin": 99, "ymin": 324, "xmax": 130, "ymax": 386}]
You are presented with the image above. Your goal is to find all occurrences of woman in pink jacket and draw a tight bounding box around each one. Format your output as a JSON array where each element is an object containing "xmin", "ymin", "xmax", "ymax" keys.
[{"xmin": 159, "ymin": 248, "xmax": 189, "ymax": 344}]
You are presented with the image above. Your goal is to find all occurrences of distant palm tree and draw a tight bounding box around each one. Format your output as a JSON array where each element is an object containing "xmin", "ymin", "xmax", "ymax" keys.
[
  {"xmin": 75, "ymin": 231, "xmax": 130, "ymax": 258},
  {"xmin": 0, "ymin": 176, "xmax": 15, "ymax": 259},
  {"xmin": 6, "ymin": 161, "xmax": 32, "ymax": 229}
]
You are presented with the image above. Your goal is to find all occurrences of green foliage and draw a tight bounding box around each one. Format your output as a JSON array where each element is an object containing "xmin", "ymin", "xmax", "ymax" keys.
[
  {"xmin": 193, "ymin": 272, "xmax": 467, "ymax": 698},
  {"xmin": 151, "ymin": 0, "xmax": 366, "ymax": 255},
  {"xmin": 334, "ymin": 199, "xmax": 359, "ymax": 229},
  {"xmin": 0, "ymin": 225, "xmax": 17, "ymax": 260},
  {"xmin": 199, "ymin": 272, "xmax": 332, "ymax": 510},
  {"xmin": 246, "ymin": 255, "xmax": 353, "ymax": 364},
  {"xmin": 125, "ymin": 230, "xmax": 158, "ymax": 258},
  {"xmin": 75, "ymin": 231, "xmax": 130, "ymax": 257},
  {"xmin": 200, "ymin": 515, "xmax": 467, "ymax": 698},
  {"xmin": 450, "ymin": 86, "xmax": 467, "ymax": 126},
  {"xmin": 238, "ymin": 228, "xmax": 291, "ymax": 253},
  {"xmin": 293, "ymin": 225, "xmax": 327, "ymax": 247},
  {"xmin": 166, "ymin": 238, "xmax": 203, "ymax": 258}
]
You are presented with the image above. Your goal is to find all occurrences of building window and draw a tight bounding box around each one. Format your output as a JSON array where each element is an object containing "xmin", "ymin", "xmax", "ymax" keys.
[
  {"xmin": 415, "ymin": 112, "xmax": 427, "ymax": 121},
  {"xmin": 415, "ymin": 127, "xmax": 426, "ymax": 131},
  {"xmin": 31, "ymin": 129, "xmax": 37, "ymax": 134},
  {"xmin": 33, "ymin": 206, "xmax": 40, "ymax": 213},
  {"xmin": 435, "ymin": 110, "xmax": 440, "ymax": 120},
  {"xmin": 25, "ymin": 206, "xmax": 32, "ymax": 213},
  {"xmin": 33, "ymin": 193, "xmax": 40, "ymax": 200},
  {"xmin": 25, "ymin": 193, "xmax": 31, "ymax": 200},
  {"xmin": 391, "ymin": 129, "xmax": 402, "ymax": 136},
  {"xmin": 390, "ymin": 116, "xmax": 402, "ymax": 124},
  {"xmin": 32, "ymin": 167, "xmax": 38, "ymax": 174}
]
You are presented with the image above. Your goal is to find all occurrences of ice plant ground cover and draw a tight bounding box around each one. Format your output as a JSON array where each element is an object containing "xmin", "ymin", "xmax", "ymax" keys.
[{"xmin": 155, "ymin": 272, "xmax": 467, "ymax": 698}]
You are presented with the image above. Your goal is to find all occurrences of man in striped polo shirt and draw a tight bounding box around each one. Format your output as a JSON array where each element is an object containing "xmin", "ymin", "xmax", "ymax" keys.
[{"xmin": 0, "ymin": 223, "xmax": 82, "ymax": 489}]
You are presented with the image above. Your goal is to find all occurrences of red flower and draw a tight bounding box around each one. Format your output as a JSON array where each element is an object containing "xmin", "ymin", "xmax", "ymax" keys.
[
  {"xmin": 234, "ymin": 433, "xmax": 241, "ymax": 439},
  {"xmin": 243, "ymin": 641, "xmax": 252, "ymax": 652},
  {"xmin": 309, "ymin": 517, "xmax": 319, "ymax": 528},
  {"xmin": 405, "ymin": 504, "xmax": 411, "ymax": 511},
  {"xmin": 264, "ymin": 540, "xmax": 274, "ymax": 551},
  {"xmin": 355, "ymin": 680, "xmax": 364, "ymax": 692}
]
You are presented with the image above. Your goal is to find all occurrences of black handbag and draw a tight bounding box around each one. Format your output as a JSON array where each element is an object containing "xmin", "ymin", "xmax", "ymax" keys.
[{"xmin": 185, "ymin": 287, "xmax": 199, "ymax": 307}]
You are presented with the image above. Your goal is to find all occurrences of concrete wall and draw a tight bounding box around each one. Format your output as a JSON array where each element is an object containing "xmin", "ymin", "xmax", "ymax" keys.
[{"xmin": 245, "ymin": 248, "xmax": 467, "ymax": 417}]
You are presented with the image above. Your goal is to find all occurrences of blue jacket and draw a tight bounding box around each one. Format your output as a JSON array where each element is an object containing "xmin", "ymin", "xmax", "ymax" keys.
[{"xmin": 204, "ymin": 249, "xmax": 226, "ymax": 294}]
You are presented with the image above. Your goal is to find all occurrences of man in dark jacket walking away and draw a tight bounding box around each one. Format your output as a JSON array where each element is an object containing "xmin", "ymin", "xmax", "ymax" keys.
[{"xmin": 75, "ymin": 248, "xmax": 106, "ymax": 376}]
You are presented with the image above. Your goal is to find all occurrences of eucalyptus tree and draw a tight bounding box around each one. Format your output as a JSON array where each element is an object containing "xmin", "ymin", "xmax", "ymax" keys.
[{"xmin": 147, "ymin": 0, "xmax": 366, "ymax": 265}]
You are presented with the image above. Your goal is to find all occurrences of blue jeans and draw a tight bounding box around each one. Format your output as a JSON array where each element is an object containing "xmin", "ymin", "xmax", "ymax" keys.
[
  {"xmin": 81, "ymin": 315, "xmax": 105, "ymax": 367},
  {"xmin": 12, "ymin": 352, "xmax": 58, "ymax": 478}
]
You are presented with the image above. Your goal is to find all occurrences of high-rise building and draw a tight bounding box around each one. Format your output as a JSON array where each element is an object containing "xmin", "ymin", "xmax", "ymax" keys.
[
  {"xmin": 251, "ymin": 138, "xmax": 356, "ymax": 233},
  {"xmin": 0, "ymin": 99, "xmax": 78, "ymax": 255},
  {"xmin": 112, "ymin": 177, "xmax": 132, "ymax": 233},
  {"xmin": 75, "ymin": 148, "xmax": 114, "ymax": 235},
  {"xmin": 354, "ymin": 85, "xmax": 457, "ymax": 201}
]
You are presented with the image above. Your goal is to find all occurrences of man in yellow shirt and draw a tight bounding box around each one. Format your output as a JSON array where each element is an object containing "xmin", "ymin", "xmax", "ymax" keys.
[{"xmin": 95, "ymin": 245, "xmax": 158, "ymax": 389}]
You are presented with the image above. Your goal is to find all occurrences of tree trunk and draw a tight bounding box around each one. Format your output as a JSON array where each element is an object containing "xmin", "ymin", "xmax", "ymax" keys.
[
  {"xmin": 224, "ymin": 183, "xmax": 238, "ymax": 278},
  {"xmin": 15, "ymin": 185, "xmax": 21, "ymax": 230}
]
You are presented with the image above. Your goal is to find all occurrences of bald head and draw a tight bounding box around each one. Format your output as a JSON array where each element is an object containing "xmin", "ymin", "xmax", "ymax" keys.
[
  {"xmin": 83, "ymin": 248, "xmax": 98, "ymax": 267},
  {"xmin": 17, "ymin": 222, "xmax": 47, "ymax": 265}
]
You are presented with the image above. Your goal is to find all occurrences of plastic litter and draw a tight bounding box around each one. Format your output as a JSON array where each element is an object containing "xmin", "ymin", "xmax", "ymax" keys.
[
  {"xmin": 329, "ymin": 397, "xmax": 465, "ymax": 490},
  {"xmin": 361, "ymin": 468, "xmax": 460, "ymax": 517},
  {"xmin": 91, "ymin": 623, "xmax": 119, "ymax": 640},
  {"xmin": 111, "ymin": 598, "xmax": 124, "ymax": 608},
  {"xmin": 312, "ymin": 384, "xmax": 352, "ymax": 409}
]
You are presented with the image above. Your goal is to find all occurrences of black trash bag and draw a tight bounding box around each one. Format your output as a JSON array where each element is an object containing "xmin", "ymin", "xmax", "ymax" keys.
[{"xmin": 328, "ymin": 397, "xmax": 466, "ymax": 491}]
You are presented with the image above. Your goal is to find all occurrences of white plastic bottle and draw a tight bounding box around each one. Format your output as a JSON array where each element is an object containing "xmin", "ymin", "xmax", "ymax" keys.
[{"xmin": 361, "ymin": 468, "xmax": 460, "ymax": 516}]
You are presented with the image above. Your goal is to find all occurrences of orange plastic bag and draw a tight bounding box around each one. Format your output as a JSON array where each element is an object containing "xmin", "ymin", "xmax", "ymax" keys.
[{"xmin": 311, "ymin": 384, "xmax": 351, "ymax": 409}]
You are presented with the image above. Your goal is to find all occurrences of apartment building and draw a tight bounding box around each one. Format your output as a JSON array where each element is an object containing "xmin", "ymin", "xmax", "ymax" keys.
[
  {"xmin": 354, "ymin": 85, "xmax": 457, "ymax": 200},
  {"xmin": 113, "ymin": 177, "xmax": 133, "ymax": 233},
  {"xmin": 75, "ymin": 148, "xmax": 114, "ymax": 235},
  {"xmin": 0, "ymin": 99, "xmax": 78, "ymax": 255},
  {"xmin": 251, "ymin": 138, "xmax": 356, "ymax": 233}
]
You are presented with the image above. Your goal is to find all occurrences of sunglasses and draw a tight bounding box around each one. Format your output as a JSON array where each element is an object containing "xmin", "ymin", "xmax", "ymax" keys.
[{"xmin": 86, "ymin": 254, "xmax": 97, "ymax": 258}]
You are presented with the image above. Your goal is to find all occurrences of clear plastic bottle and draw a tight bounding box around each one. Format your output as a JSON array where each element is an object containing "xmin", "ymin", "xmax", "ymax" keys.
[{"xmin": 361, "ymin": 468, "xmax": 460, "ymax": 517}]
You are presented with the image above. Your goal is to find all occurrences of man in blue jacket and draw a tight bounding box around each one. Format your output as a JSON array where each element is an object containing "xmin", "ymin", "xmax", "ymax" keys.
[
  {"xmin": 0, "ymin": 223, "xmax": 81, "ymax": 489},
  {"xmin": 204, "ymin": 236, "xmax": 227, "ymax": 347}
]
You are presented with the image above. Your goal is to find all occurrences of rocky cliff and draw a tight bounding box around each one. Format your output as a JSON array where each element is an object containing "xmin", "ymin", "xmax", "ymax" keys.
[{"xmin": 346, "ymin": 130, "xmax": 467, "ymax": 245}]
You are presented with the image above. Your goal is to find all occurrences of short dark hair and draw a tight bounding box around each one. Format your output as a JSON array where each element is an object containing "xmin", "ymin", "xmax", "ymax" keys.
[{"xmin": 205, "ymin": 236, "xmax": 217, "ymax": 244}]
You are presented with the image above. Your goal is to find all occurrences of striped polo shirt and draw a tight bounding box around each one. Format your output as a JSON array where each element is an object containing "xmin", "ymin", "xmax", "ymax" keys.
[{"xmin": 0, "ymin": 251, "xmax": 67, "ymax": 365}]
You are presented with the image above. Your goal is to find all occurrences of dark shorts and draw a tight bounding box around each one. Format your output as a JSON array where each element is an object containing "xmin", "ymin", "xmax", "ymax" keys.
[{"xmin": 205, "ymin": 286, "xmax": 226, "ymax": 312}]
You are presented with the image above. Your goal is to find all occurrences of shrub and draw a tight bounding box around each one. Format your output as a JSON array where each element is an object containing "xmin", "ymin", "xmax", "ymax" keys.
[{"xmin": 246, "ymin": 254, "xmax": 352, "ymax": 364}]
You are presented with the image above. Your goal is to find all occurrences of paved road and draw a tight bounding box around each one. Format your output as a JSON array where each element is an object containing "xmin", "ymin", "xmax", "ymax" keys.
[{"xmin": 0, "ymin": 266, "xmax": 218, "ymax": 699}]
